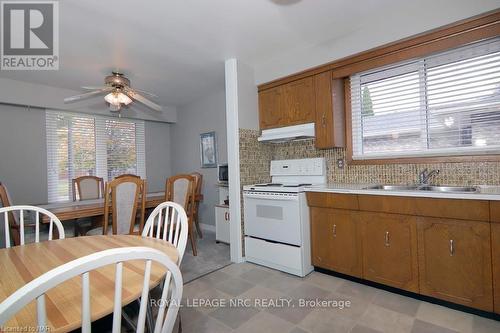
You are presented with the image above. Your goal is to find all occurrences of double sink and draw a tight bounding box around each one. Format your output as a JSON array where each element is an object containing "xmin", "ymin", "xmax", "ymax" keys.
[{"xmin": 364, "ymin": 184, "xmax": 479, "ymax": 193}]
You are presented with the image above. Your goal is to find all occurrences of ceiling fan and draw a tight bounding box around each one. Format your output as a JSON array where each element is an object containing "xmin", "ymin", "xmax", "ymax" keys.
[{"xmin": 64, "ymin": 72, "xmax": 162, "ymax": 113}]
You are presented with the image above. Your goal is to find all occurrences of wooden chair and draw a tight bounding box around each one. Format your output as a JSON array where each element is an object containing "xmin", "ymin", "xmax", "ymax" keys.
[
  {"xmin": 72, "ymin": 176, "xmax": 104, "ymax": 201},
  {"xmin": 142, "ymin": 201, "xmax": 189, "ymax": 264},
  {"xmin": 0, "ymin": 247, "xmax": 183, "ymax": 333},
  {"xmin": 0, "ymin": 182, "xmax": 23, "ymax": 246},
  {"xmin": 115, "ymin": 174, "xmax": 141, "ymax": 179},
  {"xmin": 0, "ymin": 205, "xmax": 65, "ymax": 248},
  {"xmin": 87, "ymin": 176, "xmax": 146, "ymax": 236},
  {"xmin": 165, "ymin": 174, "xmax": 197, "ymax": 256},
  {"xmin": 190, "ymin": 172, "xmax": 203, "ymax": 239},
  {"xmin": 72, "ymin": 176, "xmax": 105, "ymax": 236}
]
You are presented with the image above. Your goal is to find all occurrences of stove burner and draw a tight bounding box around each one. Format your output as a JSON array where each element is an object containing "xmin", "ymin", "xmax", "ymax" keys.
[{"xmin": 283, "ymin": 183, "xmax": 312, "ymax": 187}]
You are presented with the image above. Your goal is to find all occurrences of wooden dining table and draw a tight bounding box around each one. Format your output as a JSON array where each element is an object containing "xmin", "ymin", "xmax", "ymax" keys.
[
  {"xmin": 0, "ymin": 235, "xmax": 179, "ymax": 332},
  {"xmin": 38, "ymin": 192, "xmax": 166, "ymax": 222}
]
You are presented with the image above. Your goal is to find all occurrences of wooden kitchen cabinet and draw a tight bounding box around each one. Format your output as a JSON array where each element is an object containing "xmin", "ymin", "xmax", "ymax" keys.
[
  {"xmin": 259, "ymin": 86, "xmax": 284, "ymax": 129},
  {"xmin": 492, "ymin": 223, "xmax": 500, "ymax": 314},
  {"xmin": 313, "ymin": 72, "xmax": 345, "ymax": 149},
  {"xmin": 310, "ymin": 208, "xmax": 362, "ymax": 277},
  {"xmin": 359, "ymin": 212, "xmax": 419, "ymax": 292},
  {"xmin": 282, "ymin": 77, "xmax": 315, "ymax": 125},
  {"xmin": 417, "ymin": 217, "xmax": 493, "ymax": 311},
  {"xmin": 258, "ymin": 77, "xmax": 314, "ymax": 129}
]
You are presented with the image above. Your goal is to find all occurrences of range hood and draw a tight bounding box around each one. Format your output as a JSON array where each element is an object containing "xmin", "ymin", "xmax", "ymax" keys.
[{"xmin": 258, "ymin": 123, "xmax": 315, "ymax": 143}]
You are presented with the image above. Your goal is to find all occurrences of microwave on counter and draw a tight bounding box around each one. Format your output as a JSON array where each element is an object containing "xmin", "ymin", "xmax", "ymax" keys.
[{"xmin": 218, "ymin": 163, "xmax": 228, "ymax": 183}]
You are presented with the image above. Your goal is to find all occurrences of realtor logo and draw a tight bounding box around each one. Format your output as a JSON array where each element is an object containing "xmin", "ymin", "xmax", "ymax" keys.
[{"xmin": 1, "ymin": 1, "xmax": 59, "ymax": 70}]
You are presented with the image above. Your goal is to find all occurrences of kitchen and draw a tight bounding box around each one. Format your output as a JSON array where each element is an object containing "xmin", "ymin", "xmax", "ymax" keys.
[{"xmin": 232, "ymin": 7, "xmax": 500, "ymax": 332}]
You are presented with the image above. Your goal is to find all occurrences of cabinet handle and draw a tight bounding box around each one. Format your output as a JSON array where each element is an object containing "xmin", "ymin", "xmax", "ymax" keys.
[
  {"xmin": 449, "ymin": 239, "xmax": 454, "ymax": 256},
  {"xmin": 333, "ymin": 224, "xmax": 337, "ymax": 237},
  {"xmin": 224, "ymin": 212, "xmax": 228, "ymax": 221},
  {"xmin": 322, "ymin": 113, "xmax": 326, "ymax": 127},
  {"xmin": 384, "ymin": 231, "xmax": 390, "ymax": 247}
]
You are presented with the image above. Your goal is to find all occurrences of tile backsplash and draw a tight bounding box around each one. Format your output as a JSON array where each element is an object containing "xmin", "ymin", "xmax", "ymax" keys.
[{"xmin": 239, "ymin": 128, "xmax": 500, "ymax": 186}]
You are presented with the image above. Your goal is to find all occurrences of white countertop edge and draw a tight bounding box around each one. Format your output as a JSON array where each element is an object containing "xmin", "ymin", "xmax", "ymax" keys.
[{"xmin": 304, "ymin": 185, "xmax": 500, "ymax": 201}]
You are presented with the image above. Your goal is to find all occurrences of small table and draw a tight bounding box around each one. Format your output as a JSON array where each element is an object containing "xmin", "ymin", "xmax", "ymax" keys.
[{"xmin": 0, "ymin": 235, "xmax": 179, "ymax": 332}]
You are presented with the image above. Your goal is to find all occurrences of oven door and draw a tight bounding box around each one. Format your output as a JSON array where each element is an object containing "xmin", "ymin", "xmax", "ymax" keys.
[{"xmin": 243, "ymin": 191, "xmax": 301, "ymax": 246}]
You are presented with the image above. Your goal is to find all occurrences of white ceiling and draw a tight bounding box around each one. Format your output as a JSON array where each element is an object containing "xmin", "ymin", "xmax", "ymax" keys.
[{"xmin": 0, "ymin": 0, "xmax": 498, "ymax": 108}]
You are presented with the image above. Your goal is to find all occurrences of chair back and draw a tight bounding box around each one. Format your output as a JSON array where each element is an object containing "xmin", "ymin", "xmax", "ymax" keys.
[
  {"xmin": 103, "ymin": 176, "xmax": 146, "ymax": 235},
  {"xmin": 165, "ymin": 174, "xmax": 195, "ymax": 216},
  {"xmin": 72, "ymin": 176, "xmax": 104, "ymax": 201},
  {"xmin": 142, "ymin": 202, "xmax": 188, "ymax": 263},
  {"xmin": 115, "ymin": 174, "xmax": 141, "ymax": 179},
  {"xmin": 0, "ymin": 205, "xmax": 65, "ymax": 248},
  {"xmin": 0, "ymin": 247, "xmax": 183, "ymax": 333},
  {"xmin": 0, "ymin": 182, "xmax": 21, "ymax": 245}
]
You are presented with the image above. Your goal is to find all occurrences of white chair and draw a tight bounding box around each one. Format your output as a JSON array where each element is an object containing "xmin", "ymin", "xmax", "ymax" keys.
[
  {"xmin": 0, "ymin": 246, "xmax": 183, "ymax": 333},
  {"xmin": 142, "ymin": 202, "xmax": 189, "ymax": 264},
  {"xmin": 0, "ymin": 205, "xmax": 65, "ymax": 248}
]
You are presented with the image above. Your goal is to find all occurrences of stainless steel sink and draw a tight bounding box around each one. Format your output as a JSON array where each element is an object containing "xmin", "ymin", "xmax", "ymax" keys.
[
  {"xmin": 418, "ymin": 185, "xmax": 479, "ymax": 193},
  {"xmin": 364, "ymin": 185, "xmax": 419, "ymax": 191}
]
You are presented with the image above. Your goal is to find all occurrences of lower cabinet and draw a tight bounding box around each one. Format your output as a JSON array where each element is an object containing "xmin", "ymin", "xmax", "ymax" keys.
[
  {"xmin": 215, "ymin": 205, "xmax": 230, "ymax": 243},
  {"xmin": 359, "ymin": 212, "xmax": 419, "ymax": 292},
  {"xmin": 492, "ymin": 223, "xmax": 500, "ymax": 314},
  {"xmin": 417, "ymin": 217, "xmax": 493, "ymax": 311},
  {"xmin": 310, "ymin": 208, "xmax": 362, "ymax": 277}
]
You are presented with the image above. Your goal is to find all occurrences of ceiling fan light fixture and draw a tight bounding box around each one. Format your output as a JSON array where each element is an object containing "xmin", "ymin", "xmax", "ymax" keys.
[{"xmin": 104, "ymin": 91, "xmax": 132, "ymax": 106}]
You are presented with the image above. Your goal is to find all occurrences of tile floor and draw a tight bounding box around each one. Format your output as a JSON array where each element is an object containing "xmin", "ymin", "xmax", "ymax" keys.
[{"xmin": 179, "ymin": 262, "xmax": 500, "ymax": 333}]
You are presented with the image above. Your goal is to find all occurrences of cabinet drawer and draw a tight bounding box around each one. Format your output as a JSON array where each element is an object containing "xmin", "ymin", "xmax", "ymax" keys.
[
  {"xmin": 307, "ymin": 192, "xmax": 358, "ymax": 210},
  {"xmin": 358, "ymin": 195, "xmax": 489, "ymax": 221}
]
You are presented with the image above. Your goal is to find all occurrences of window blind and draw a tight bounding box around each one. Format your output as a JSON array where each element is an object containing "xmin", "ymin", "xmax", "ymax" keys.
[
  {"xmin": 46, "ymin": 111, "xmax": 145, "ymax": 202},
  {"xmin": 350, "ymin": 37, "xmax": 500, "ymax": 160}
]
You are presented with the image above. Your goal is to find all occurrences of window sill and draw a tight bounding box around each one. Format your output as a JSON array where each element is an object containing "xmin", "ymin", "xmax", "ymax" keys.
[{"xmin": 347, "ymin": 154, "xmax": 500, "ymax": 165}]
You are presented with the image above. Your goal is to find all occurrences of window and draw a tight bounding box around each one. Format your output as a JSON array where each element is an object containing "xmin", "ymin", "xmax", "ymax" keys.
[
  {"xmin": 350, "ymin": 37, "xmax": 500, "ymax": 160},
  {"xmin": 46, "ymin": 111, "xmax": 145, "ymax": 202}
]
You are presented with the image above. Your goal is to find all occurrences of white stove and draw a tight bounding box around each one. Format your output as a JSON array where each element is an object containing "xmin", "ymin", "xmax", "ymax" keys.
[{"xmin": 243, "ymin": 158, "xmax": 326, "ymax": 277}]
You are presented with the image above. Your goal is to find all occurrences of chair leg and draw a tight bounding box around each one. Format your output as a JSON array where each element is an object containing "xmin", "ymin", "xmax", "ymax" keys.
[
  {"xmin": 189, "ymin": 229, "xmax": 197, "ymax": 256},
  {"xmin": 194, "ymin": 215, "xmax": 203, "ymax": 239},
  {"xmin": 146, "ymin": 294, "xmax": 154, "ymax": 333}
]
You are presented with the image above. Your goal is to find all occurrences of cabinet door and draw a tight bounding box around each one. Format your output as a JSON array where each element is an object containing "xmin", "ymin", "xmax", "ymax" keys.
[
  {"xmin": 310, "ymin": 208, "xmax": 362, "ymax": 277},
  {"xmin": 259, "ymin": 86, "xmax": 284, "ymax": 129},
  {"xmin": 417, "ymin": 217, "xmax": 493, "ymax": 311},
  {"xmin": 360, "ymin": 212, "xmax": 419, "ymax": 292},
  {"xmin": 215, "ymin": 206, "xmax": 230, "ymax": 243},
  {"xmin": 282, "ymin": 77, "xmax": 315, "ymax": 125},
  {"xmin": 314, "ymin": 73, "xmax": 345, "ymax": 149},
  {"xmin": 492, "ymin": 223, "xmax": 500, "ymax": 314}
]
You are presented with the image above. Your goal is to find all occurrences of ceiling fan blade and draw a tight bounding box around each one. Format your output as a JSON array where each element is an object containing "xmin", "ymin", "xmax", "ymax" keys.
[
  {"xmin": 64, "ymin": 87, "xmax": 113, "ymax": 103},
  {"xmin": 131, "ymin": 88, "xmax": 158, "ymax": 98},
  {"xmin": 81, "ymin": 86, "xmax": 108, "ymax": 90},
  {"xmin": 124, "ymin": 88, "xmax": 162, "ymax": 111}
]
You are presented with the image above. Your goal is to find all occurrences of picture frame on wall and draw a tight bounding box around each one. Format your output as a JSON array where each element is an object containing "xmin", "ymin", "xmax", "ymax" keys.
[{"xmin": 200, "ymin": 131, "xmax": 217, "ymax": 168}]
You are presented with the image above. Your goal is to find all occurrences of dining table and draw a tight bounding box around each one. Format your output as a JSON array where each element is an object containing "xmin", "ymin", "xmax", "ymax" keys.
[
  {"xmin": 0, "ymin": 234, "xmax": 179, "ymax": 332},
  {"xmin": 38, "ymin": 191, "xmax": 166, "ymax": 222}
]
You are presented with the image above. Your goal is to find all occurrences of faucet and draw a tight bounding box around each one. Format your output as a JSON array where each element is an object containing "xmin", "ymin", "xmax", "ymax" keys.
[{"xmin": 418, "ymin": 168, "xmax": 440, "ymax": 186}]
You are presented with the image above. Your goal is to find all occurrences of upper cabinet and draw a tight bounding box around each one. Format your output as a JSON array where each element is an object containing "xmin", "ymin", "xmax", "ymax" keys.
[
  {"xmin": 258, "ymin": 86, "xmax": 284, "ymax": 129},
  {"xmin": 258, "ymin": 73, "xmax": 345, "ymax": 149},
  {"xmin": 258, "ymin": 77, "xmax": 314, "ymax": 129}
]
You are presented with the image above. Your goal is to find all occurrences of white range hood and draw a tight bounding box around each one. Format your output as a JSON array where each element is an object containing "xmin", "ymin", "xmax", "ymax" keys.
[{"xmin": 258, "ymin": 123, "xmax": 315, "ymax": 143}]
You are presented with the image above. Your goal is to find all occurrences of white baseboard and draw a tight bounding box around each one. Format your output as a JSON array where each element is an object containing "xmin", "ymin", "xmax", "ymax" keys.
[{"xmin": 200, "ymin": 223, "xmax": 216, "ymax": 232}]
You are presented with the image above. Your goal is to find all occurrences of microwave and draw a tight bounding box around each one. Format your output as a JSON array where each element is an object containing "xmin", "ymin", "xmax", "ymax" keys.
[{"xmin": 218, "ymin": 164, "xmax": 228, "ymax": 183}]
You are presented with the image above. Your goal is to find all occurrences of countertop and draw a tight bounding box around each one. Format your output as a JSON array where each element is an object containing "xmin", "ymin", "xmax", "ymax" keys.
[{"xmin": 305, "ymin": 183, "xmax": 500, "ymax": 201}]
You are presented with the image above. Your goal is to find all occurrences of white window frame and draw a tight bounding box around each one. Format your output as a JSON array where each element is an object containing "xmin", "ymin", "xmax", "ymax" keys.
[
  {"xmin": 46, "ymin": 110, "xmax": 146, "ymax": 202},
  {"xmin": 350, "ymin": 37, "xmax": 500, "ymax": 161}
]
